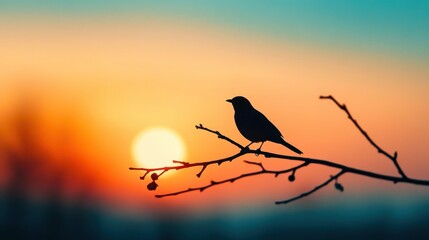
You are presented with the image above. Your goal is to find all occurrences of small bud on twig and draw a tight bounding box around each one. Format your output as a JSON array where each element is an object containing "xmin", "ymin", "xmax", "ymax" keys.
[
  {"xmin": 151, "ymin": 173, "xmax": 159, "ymax": 181},
  {"xmin": 334, "ymin": 182, "xmax": 344, "ymax": 192}
]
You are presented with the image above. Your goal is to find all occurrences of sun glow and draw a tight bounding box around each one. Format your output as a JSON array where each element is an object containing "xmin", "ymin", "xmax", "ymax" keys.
[{"xmin": 131, "ymin": 127, "xmax": 186, "ymax": 168}]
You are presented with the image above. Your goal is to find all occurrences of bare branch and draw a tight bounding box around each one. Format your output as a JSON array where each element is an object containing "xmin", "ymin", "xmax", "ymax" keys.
[
  {"xmin": 130, "ymin": 95, "xmax": 429, "ymax": 205},
  {"xmin": 136, "ymin": 146, "xmax": 429, "ymax": 199},
  {"xmin": 131, "ymin": 128, "xmax": 429, "ymax": 199},
  {"xmin": 275, "ymin": 170, "xmax": 346, "ymax": 204},
  {"xmin": 155, "ymin": 161, "xmax": 309, "ymax": 198},
  {"xmin": 320, "ymin": 95, "xmax": 407, "ymax": 178},
  {"xmin": 129, "ymin": 124, "xmax": 248, "ymax": 179},
  {"xmin": 130, "ymin": 151, "xmax": 246, "ymax": 179},
  {"xmin": 249, "ymin": 151, "xmax": 429, "ymax": 185},
  {"xmin": 195, "ymin": 124, "xmax": 244, "ymax": 149}
]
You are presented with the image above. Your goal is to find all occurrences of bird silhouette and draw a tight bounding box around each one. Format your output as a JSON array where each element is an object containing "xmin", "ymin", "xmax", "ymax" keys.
[{"xmin": 227, "ymin": 96, "xmax": 303, "ymax": 154}]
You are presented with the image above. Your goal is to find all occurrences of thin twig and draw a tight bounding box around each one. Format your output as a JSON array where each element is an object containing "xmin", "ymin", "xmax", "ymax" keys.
[
  {"xmin": 254, "ymin": 151, "xmax": 426, "ymax": 185},
  {"xmin": 132, "ymin": 148, "xmax": 429, "ymax": 186},
  {"xmin": 195, "ymin": 124, "xmax": 244, "ymax": 149},
  {"xmin": 320, "ymin": 95, "xmax": 407, "ymax": 178},
  {"xmin": 275, "ymin": 170, "xmax": 346, "ymax": 204},
  {"xmin": 130, "ymin": 151, "xmax": 246, "ymax": 179},
  {"xmin": 130, "ymin": 96, "xmax": 428, "ymax": 205},
  {"xmin": 155, "ymin": 161, "xmax": 309, "ymax": 198},
  {"xmin": 130, "ymin": 124, "xmax": 246, "ymax": 178}
]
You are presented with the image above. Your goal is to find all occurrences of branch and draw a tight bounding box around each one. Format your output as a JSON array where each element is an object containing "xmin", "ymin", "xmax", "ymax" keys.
[
  {"xmin": 131, "ymin": 146, "xmax": 429, "ymax": 187},
  {"xmin": 130, "ymin": 151, "xmax": 245, "ymax": 179},
  {"xmin": 195, "ymin": 124, "xmax": 244, "ymax": 149},
  {"xmin": 129, "ymin": 124, "xmax": 246, "ymax": 179},
  {"xmin": 146, "ymin": 147, "xmax": 429, "ymax": 200},
  {"xmin": 320, "ymin": 95, "xmax": 407, "ymax": 178},
  {"xmin": 275, "ymin": 170, "xmax": 345, "ymax": 204},
  {"xmin": 130, "ymin": 95, "xmax": 428, "ymax": 205},
  {"xmin": 155, "ymin": 161, "xmax": 309, "ymax": 198}
]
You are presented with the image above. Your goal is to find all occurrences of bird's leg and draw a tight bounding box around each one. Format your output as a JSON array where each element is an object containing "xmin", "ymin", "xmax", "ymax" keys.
[
  {"xmin": 241, "ymin": 142, "xmax": 254, "ymax": 154},
  {"xmin": 252, "ymin": 142, "xmax": 265, "ymax": 156},
  {"xmin": 256, "ymin": 142, "xmax": 265, "ymax": 155},
  {"xmin": 244, "ymin": 142, "xmax": 254, "ymax": 150}
]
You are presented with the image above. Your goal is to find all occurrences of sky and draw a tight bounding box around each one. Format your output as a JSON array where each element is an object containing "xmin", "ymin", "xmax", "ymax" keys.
[
  {"xmin": 1, "ymin": 0, "xmax": 429, "ymax": 223},
  {"xmin": 1, "ymin": 0, "xmax": 428, "ymax": 58}
]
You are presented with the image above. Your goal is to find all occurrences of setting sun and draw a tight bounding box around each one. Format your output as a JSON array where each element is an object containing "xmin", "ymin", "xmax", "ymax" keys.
[{"xmin": 131, "ymin": 127, "xmax": 186, "ymax": 168}]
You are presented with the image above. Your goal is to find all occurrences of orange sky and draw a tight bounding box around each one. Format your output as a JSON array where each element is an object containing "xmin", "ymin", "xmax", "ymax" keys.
[{"xmin": 1, "ymin": 16, "xmax": 429, "ymax": 213}]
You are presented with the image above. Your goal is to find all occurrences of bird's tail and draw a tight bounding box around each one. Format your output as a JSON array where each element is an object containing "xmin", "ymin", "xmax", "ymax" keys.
[{"xmin": 280, "ymin": 139, "xmax": 303, "ymax": 155}]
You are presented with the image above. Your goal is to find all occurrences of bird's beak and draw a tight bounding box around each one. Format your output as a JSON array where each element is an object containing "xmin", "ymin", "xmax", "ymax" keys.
[{"xmin": 226, "ymin": 99, "xmax": 232, "ymax": 103}]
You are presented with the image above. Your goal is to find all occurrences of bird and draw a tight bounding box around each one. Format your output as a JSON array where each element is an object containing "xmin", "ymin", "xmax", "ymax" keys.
[{"xmin": 226, "ymin": 96, "xmax": 303, "ymax": 154}]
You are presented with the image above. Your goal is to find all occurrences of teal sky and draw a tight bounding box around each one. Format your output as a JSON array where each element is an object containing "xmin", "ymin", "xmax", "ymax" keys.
[{"xmin": 2, "ymin": 0, "xmax": 429, "ymax": 59}]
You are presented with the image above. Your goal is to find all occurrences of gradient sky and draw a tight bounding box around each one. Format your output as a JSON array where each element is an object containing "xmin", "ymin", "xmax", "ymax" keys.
[
  {"xmin": 1, "ymin": 1, "xmax": 429, "ymax": 215},
  {"xmin": 1, "ymin": 0, "xmax": 428, "ymax": 58}
]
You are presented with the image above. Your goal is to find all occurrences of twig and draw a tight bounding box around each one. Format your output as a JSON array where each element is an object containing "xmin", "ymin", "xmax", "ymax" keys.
[
  {"xmin": 155, "ymin": 161, "xmax": 309, "ymax": 198},
  {"xmin": 130, "ymin": 95, "xmax": 428, "ymax": 205},
  {"xmin": 275, "ymin": 170, "xmax": 346, "ymax": 204},
  {"xmin": 130, "ymin": 151, "xmax": 245, "ymax": 179},
  {"xmin": 195, "ymin": 124, "xmax": 244, "ymax": 149},
  {"xmin": 149, "ymin": 147, "xmax": 429, "ymax": 201},
  {"xmin": 320, "ymin": 95, "xmax": 407, "ymax": 178},
  {"xmin": 131, "ymin": 148, "xmax": 429, "ymax": 186},
  {"xmin": 130, "ymin": 124, "xmax": 247, "ymax": 179}
]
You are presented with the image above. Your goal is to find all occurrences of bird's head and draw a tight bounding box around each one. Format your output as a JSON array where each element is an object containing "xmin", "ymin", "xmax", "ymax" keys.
[{"xmin": 226, "ymin": 96, "xmax": 253, "ymax": 111}]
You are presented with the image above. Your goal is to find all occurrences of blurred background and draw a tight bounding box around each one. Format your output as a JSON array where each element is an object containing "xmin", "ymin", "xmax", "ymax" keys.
[{"xmin": 1, "ymin": 1, "xmax": 429, "ymax": 239}]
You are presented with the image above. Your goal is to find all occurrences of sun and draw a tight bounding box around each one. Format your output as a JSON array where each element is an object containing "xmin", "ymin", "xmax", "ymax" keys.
[{"xmin": 131, "ymin": 127, "xmax": 186, "ymax": 168}]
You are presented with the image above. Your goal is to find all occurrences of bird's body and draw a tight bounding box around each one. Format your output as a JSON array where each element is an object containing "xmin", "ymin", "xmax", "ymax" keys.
[{"xmin": 227, "ymin": 96, "xmax": 303, "ymax": 154}]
